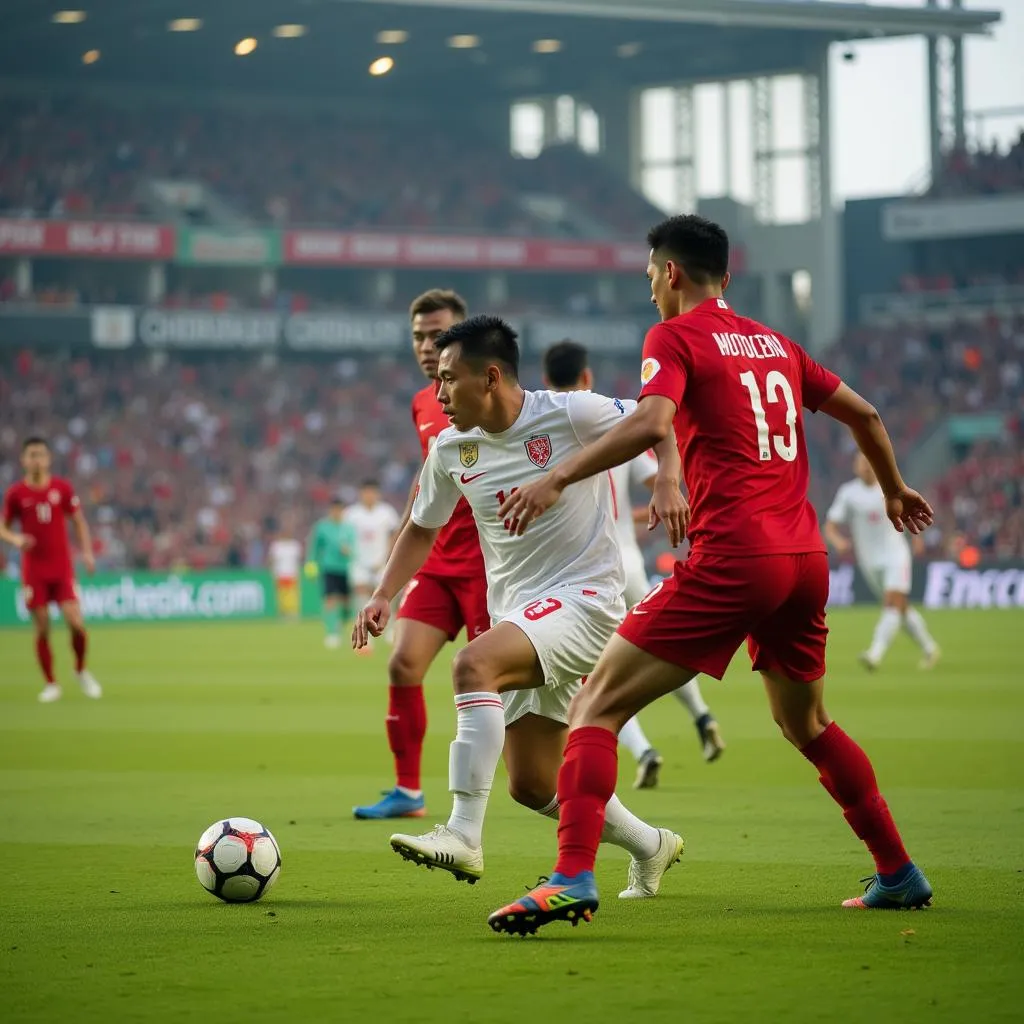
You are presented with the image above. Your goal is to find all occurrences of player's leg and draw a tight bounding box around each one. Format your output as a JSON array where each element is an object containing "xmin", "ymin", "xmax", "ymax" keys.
[
  {"xmin": 886, "ymin": 558, "xmax": 940, "ymax": 668},
  {"xmin": 903, "ymin": 602, "xmax": 940, "ymax": 669},
  {"xmin": 29, "ymin": 597, "xmax": 61, "ymax": 702},
  {"xmin": 322, "ymin": 592, "xmax": 341, "ymax": 648},
  {"xmin": 60, "ymin": 596, "xmax": 101, "ymax": 698},
  {"xmin": 669, "ymin": 677, "xmax": 726, "ymax": 762},
  {"xmin": 750, "ymin": 553, "xmax": 931, "ymax": 909},
  {"xmin": 389, "ymin": 621, "xmax": 542, "ymax": 881},
  {"xmin": 859, "ymin": 567, "xmax": 900, "ymax": 670}
]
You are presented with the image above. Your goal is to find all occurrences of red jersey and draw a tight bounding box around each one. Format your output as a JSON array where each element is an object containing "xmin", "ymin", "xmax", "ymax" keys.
[
  {"xmin": 2, "ymin": 476, "xmax": 80, "ymax": 580},
  {"xmin": 638, "ymin": 297, "xmax": 840, "ymax": 558},
  {"xmin": 411, "ymin": 383, "xmax": 485, "ymax": 578}
]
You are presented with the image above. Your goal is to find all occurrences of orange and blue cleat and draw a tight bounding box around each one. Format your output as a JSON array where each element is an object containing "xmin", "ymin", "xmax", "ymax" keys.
[
  {"xmin": 842, "ymin": 863, "xmax": 933, "ymax": 909},
  {"xmin": 488, "ymin": 872, "xmax": 599, "ymax": 936},
  {"xmin": 353, "ymin": 788, "xmax": 426, "ymax": 820}
]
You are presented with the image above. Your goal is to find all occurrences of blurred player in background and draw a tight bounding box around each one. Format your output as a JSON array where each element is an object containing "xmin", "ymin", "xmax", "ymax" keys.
[
  {"xmin": 543, "ymin": 339, "xmax": 725, "ymax": 784},
  {"xmin": 1, "ymin": 437, "xmax": 101, "ymax": 702},
  {"xmin": 825, "ymin": 453, "xmax": 940, "ymax": 671},
  {"xmin": 268, "ymin": 516, "xmax": 303, "ymax": 621},
  {"xmin": 490, "ymin": 215, "xmax": 933, "ymax": 933},
  {"xmin": 353, "ymin": 290, "xmax": 490, "ymax": 821},
  {"xmin": 306, "ymin": 496, "xmax": 356, "ymax": 648},
  {"xmin": 344, "ymin": 480, "xmax": 399, "ymax": 653},
  {"xmin": 355, "ymin": 317, "xmax": 683, "ymax": 899}
]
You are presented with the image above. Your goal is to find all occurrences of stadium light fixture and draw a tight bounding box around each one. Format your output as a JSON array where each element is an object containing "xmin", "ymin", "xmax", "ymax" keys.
[
  {"xmin": 272, "ymin": 24, "xmax": 307, "ymax": 38},
  {"xmin": 447, "ymin": 35, "xmax": 480, "ymax": 49},
  {"xmin": 531, "ymin": 39, "xmax": 562, "ymax": 54},
  {"xmin": 369, "ymin": 56, "xmax": 394, "ymax": 76},
  {"xmin": 234, "ymin": 37, "xmax": 258, "ymax": 56},
  {"xmin": 168, "ymin": 18, "xmax": 202, "ymax": 32},
  {"xmin": 81, "ymin": 49, "xmax": 100, "ymax": 64},
  {"xmin": 616, "ymin": 42, "xmax": 642, "ymax": 58},
  {"xmin": 52, "ymin": 10, "xmax": 87, "ymax": 23},
  {"xmin": 376, "ymin": 30, "xmax": 408, "ymax": 44}
]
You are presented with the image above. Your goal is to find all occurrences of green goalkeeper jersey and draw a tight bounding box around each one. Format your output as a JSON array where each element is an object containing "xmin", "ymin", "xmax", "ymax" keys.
[{"xmin": 308, "ymin": 518, "xmax": 356, "ymax": 575}]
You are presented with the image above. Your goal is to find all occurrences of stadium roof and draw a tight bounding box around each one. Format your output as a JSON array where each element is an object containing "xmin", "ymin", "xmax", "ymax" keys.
[{"xmin": 0, "ymin": 0, "xmax": 1000, "ymax": 102}]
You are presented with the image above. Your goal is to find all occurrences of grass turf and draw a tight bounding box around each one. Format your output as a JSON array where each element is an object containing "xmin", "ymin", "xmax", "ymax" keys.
[{"xmin": 1, "ymin": 608, "xmax": 1022, "ymax": 1023}]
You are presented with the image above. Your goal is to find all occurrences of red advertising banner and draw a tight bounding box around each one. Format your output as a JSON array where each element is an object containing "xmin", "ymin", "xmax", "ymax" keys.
[
  {"xmin": 0, "ymin": 219, "xmax": 175, "ymax": 259},
  {"xmin": 282, "ymin": 230, "xmax": 654, "ymax": 273}
]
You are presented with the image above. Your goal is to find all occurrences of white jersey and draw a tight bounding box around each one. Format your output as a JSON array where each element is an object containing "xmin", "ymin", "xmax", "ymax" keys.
[
  {"xmin": 412, "ymin": 389, "xmax": 630, "ymax": 620},
  {"xmin": 608, "ymin": 450, "xmax": 658, "ymax": 552},
  {"xmin": 826, "ymin": 478, "xmax": 910, "ymax": 567},
  {"xmin": 345, "ymin": 501, "xmax": 400, "ymax": 571},
  {"xmin": 268, "ymin": 538, "xmax": 302, "ymax": 580}
]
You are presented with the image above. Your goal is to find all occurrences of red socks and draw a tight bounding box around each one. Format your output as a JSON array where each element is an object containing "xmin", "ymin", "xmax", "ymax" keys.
[
  {"xmin": 802, "ymin": 721, "xmax": 910, "ymax": 875},
  {"xmin": 387, "ymin": 685, "xmax": 427, "ymax": 792},
  {"xmin": 36, "ymin": 635, "xmax": 55, "ymax": 684},
  {"xmin": 553, "ymin": 726, "xmax": 619, "ymax": 877},
  {"xmin": 71, "ymin": 627, "xmax": 87, "ymax": 673}
]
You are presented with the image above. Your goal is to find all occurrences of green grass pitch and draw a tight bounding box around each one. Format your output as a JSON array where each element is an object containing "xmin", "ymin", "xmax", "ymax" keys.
[{"xmin": 1, "ymin": 609, "xmax": 1022, "ymax": 1023}]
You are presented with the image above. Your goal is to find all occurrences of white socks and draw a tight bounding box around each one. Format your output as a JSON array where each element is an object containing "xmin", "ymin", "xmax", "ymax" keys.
[
  {"xmin": 446, "ymin": 691, "xmax": 505, "ymax": 849},
  {"xmin": 867, "ymin": 607, "xmax": 902, "ymax": 663},
  {"xmin": 536, "ymin": 795, "xmax": 661, "ymax": 861},
  {"xmin": 672, "ymin": 676, "xmax": 709, "ymax": 721},
  {"xmin": 619, "ymin": 716, "xmax": 654, "ymax": 760},
  {"xmin": 903, "ymin": 607, "xmax": 937, "ymax": 654}
]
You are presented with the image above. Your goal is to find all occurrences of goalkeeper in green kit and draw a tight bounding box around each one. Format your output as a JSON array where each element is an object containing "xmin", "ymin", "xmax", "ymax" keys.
[{"xmin": 306, "ymin": 496, "xmax": 357, "ymax": 648}]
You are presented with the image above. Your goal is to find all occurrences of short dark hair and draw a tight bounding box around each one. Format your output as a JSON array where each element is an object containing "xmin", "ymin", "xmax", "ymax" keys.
[
  {"xmin": 543, "ymin": 340, "xmax": 589, "ymax": 388},
  {"xmin": 435, "ymin": 315, "xmax": 520, "ymax": 380},
  {"xmin": 647, "ymin": 215, "xmax": 729, "ymax": 285},
  {"xmin": 409, "ymin": 289, "xmax": 468, "ymax": 322},
  {"xmin": 22, "ymin": 436, "xmax": 48, "ymax": 451},
  {"xmin": 360, "ymin": 479, "xmax": 380, "ymax": 490},
  {"xmin": 329, "ymin": 495, "xmax": 344, "ymax": 506}
]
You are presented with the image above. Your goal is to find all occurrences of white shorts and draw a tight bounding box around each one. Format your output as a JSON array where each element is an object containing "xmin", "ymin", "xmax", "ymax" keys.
[
  {"xmin": 500, "ymin": 586, "xmax": 626, "ymax": 727},
  {"xmin": 860, "ymin": 554, "xmax": 912, "ymax": 597},
  {"xmin": 621, "ymin": 547, "xmax": 651, "ymax": 608},
  {"xmin": 350, "ymin": 564, "xmax": 381, "ymax": 589}
]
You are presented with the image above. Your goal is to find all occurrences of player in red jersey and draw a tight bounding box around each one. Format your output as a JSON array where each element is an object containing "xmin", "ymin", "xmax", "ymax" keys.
[
  {"xmin": 489, "ymin": 215, "xmax": 934, "ymax": 933},
  {"xmin": 1, "ymin": 436, "xmax": 102, "ymax": 703},
  {"xmin": 353, "ymin": 289, "xmax": 490, "ymax": 820}
]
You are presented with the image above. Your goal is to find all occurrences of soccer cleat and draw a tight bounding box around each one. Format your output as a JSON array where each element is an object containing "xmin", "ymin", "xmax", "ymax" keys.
[
  {"xmin": 634, "ymin": 748, "xmax": 664, "ymax": 789},
  {"xmin": 353, "ymin": 787, "xmax": 426, "ymax": 820},
  {"xmin": 858, "ymin": 652, "xmax": 879, "ymax": 672},
  {"xmin": 488, "ymin": 872, "xmax": 599, "ymax": 936},
  {"xmin": 918, "ymin": 646, "xmax": 941, "ymax": 670},
  {"xmin": 842, "ymin": 864, "xmax": 933, "ymax": 909},
  {"xmin": 389, "ymin": 824, "xmax": 483, "ymax": 884},
  {"xmin": 37, "ymin": 684, "xmax": 62, "ymax": 703},
  {"xmin": 696, "ymin": 714, "xmax": 726, "ymax": 762},
  {"xmin": 77, "ymin": 671, "xmax": 102, "ymax": 699},
  {"xmin": 618, "ymin": 828, "xmax": 685, "ymax": 899},
  {"xmin": 324, "ymin": 635, "xmax": 341, "ymax": 649}
]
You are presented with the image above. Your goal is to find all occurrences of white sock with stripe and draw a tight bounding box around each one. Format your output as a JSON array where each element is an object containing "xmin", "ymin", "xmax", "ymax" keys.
[{"xmin": 446, "ymin": 691, "xmax": 506, "ymax": 848}]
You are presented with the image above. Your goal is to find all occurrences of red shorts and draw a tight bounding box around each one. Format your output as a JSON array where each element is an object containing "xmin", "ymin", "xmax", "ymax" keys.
[
  {"xmin": 23, "ymin": 575, "xmax": 78, "ymax": 611},
  {"xmin": 396, "ymin": 571, "xmax": 490, "ymax": 642},
  {"xmin": 617, "ymin": 552, "xmax": 829, "ymax": 682}
]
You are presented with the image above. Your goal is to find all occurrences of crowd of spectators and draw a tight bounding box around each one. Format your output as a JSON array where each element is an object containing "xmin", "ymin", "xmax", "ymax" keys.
[
  {"xmin": 930, "ymin": 132, "xmax": 1024, "ymax": 197},
  {"xmin": 0, "ymin": 94, "xmax": 662, "ymax": 239}
]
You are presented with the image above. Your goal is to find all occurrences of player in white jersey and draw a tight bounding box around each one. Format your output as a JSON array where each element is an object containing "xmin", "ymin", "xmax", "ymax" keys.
[
  {"xmin": 354, "ymin": 316, "xmax": 683, "ymax": 897},
  {"xmin": 345, "ymin": 481, "xmax": 399, "ymax": 645},
  {"xmin": 268, "ymin": 521, "xmax": 303, "ymax": 620},
  {"xmin": 825, "ymin": 453, "xmax": 940, "ymax": 670},
  {"xmin": 542, "ymin": 341, "xmax": 725, "ymax": 783}
]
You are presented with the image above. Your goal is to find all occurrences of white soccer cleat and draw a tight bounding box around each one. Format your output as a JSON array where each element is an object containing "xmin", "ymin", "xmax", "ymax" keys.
[
  {"xmin": 618, "ymin": 828, "xmax": 684, "ymax": 899},
  {"xmin": 919, "ymin": 646, "xmax": 941, "ymax": 670},
  {"xmin": 78, "ymin": 671, "xmax": 102, "ymax": 699},
  {"xmin": 38, "ymin": 684, "xmax": 63, "ymax": 703},
  {"xmin": 858, "ymin": 652, "xmax": 879, "ymax": 672},
  {"xmin": 324, "ymin": 635, "xmax": 341, "ymax": 649},
  {"xmin": 389, "ymin": 824, "xmax": 484, "ymax": 884}
]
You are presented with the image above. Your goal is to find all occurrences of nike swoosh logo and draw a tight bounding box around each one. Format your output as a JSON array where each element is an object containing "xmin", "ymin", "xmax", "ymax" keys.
[
  {"xmin": 460, "ymin": 472, "xmax": 486, "ymax": 483},
  {"xmin": 419, "ymin": 423, "xmax": 435, "ymax": 432},
  {"xmin": 631, "ymin": 608, "xmax": 649, "ymax": 615}
]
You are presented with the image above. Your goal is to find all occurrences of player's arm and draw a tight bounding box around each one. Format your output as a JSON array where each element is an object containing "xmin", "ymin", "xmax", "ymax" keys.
[
  {"xmin": 823, "ymin": 518, "xmax": 852, "ymax": 555},
  {"xmin": 0, "ymin": 519, "xmax": 32, "ymax": 550},
  {"xmin": 819, "ymin": 383, "xmax": 933, "ymax": 535},
  {"xmin": 70, "ymin": 506, "xmax": 95, "ymax": 573},
  {"xmin": 823, "ymin": 489, "xmax": 852, "ymax": 555}
]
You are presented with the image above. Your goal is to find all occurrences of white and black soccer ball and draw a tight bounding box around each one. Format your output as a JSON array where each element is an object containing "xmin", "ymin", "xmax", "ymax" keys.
[{"xmin": 195, "ymin": 817, "xmax": 281, "ymax": 903}]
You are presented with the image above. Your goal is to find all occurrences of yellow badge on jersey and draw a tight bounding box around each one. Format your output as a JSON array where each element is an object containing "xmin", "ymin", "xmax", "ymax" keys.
[
  {"xmin": 459, "ymin": 443, "xmax": 479, "ymax": 468},
  {"xmin": 641, "ymin": 357, "xmax": 661, "ymax": 385}
]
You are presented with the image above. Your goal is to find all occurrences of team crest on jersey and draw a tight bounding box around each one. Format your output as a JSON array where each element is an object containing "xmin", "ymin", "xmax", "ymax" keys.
[
  {"xmin": 640, "ymin": 358, "xmax": 661, "ymax": 385},
  {"xmin": 48, "ymin": 489, "xmax": 60, "ymax": 505},
  {"xmin": 524, "ymin": 434, "xmax": 552, "ymax": 468},
  {"xmin": 459, "ymin": 443, "xmax": 479, "ymax": 468}
]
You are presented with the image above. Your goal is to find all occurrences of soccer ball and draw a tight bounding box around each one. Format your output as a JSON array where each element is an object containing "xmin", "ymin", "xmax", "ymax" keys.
[{"xmin": 195, "ymin": 817, "xmax": 281, "ymax": 903}]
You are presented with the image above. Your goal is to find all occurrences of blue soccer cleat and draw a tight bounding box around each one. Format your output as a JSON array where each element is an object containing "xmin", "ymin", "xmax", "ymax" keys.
[
  {"xmin": 353, "ymin": 788, "xmax": 426, "ymax": 820},
  {"xmin": 488, "ymin": 872, "xmax": 600, "ymax": 936},
  {"xmin": 842, "ymin": 863, "xmax": 933, "ymax": 909}
]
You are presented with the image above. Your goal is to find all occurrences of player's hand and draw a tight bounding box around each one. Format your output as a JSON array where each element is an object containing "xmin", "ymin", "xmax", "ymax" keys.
[
  {"xmin": 648, "ymin": 478, "xmax": 689, "ymax": 547},
  {"xmin": 12, "ymin": 533, "xmax": 35, "ymax": 552},
  {"xmin": 352, "ymin": 593, "xmax": 391, "ymax": 648},
  {"xmin": 497, "ymin": 473, "xmax": 565, "ymax": 537},
  {"xmin": 831, "ymin": 536, "xmax": 852, "ymax": 556},
  {"xmin": 885, "ymin": 487, "xmax": 934, "ymax": 535},
  {"xmin": 83, "ymin": 551, "xmax": 96, "ymax": 574}
]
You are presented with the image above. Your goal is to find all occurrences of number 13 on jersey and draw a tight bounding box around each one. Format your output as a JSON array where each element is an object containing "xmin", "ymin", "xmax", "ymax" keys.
[{"xmin": 739, "ymin": 370, "xmax": 798, "ymax": 463}]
